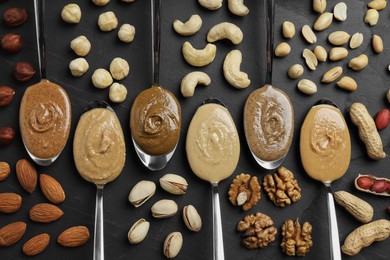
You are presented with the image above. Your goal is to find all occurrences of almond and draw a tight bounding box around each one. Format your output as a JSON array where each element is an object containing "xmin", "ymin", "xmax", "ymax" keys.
[
  {"xmin": 15, "ymin": 159, "xmax": 37, "ymax": 193},
  {"xmin": 0, "ymin": 193, "xmax": 22, "ymax": 213},
  {"xmin": 0, "ymin": 221, "xmax": 27, "ymax": 246},
  {"xmin": 0, "ymin": 162, "xmax": 11, "ymax": 181},
  {"xmin": 57, "ymin": 226, "xmax": 90, "ymax": 247},
  {"xmin": 29, "ymin": 203, "xmax": 64, "ymax": 223},
  {"xmin": 22, "ymin": 233, "xmax": 50, "ymax": 256},
  {"xmin": 40, "ymin": 174, "xmax": 65, "ymax": 204}
]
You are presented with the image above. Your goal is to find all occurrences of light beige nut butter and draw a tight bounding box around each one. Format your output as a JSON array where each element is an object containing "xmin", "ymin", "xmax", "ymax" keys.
[
  {"xmin": 19, "ymin": 80, "xmax": 71, "ymax": 159},
  {"xmin": 244, "ymin": 85, "xmax": 294, "ymax": 162},
  {"xmin": 130, "ymin": 85, "xmax": 181, "ymax": 156},
  {"xmin": 300, "ymin": 104, "xmax": 351, "ymax": 182},
  {"xmin": 73, "ymin": 108, "xmax": 125, "ymax": 185}
]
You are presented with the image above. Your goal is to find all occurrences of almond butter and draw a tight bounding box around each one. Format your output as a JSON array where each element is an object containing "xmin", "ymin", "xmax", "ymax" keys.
[
  {"xmin": 0, "ymin": 162, "xmax": 11, "ymax": 181},
  {"xmin": 40, "ymin": 174, "xmax": 65, "ymax": 204},
  {"xmin": 22, "ymin": 233, "xmax": 50, "ymax": 256},
  {"xmin": 16, "ymin": 159, "xmax": 37, "ymax": 193},
  {"xmin": 57, "ymin": 226, "xmax": 90, "ymax": 247},
  {"xmin": 0, "ymin": 193, "xmax": 22, "ymax": 213},
  {"xmin": 0, "ymin": 221, "xmax": 26, "ymax": 246},
  {"xmin": 29, "ymin": 203, "xmax": 64, "ymax": 223}
]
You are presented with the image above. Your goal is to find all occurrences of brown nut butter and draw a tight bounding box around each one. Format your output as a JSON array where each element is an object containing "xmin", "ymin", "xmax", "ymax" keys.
[
  {"xmin": 244, "ymin": 85, "xmax": 294, "ymax": 161},
  {"xmin": 130, "ymin": 85, "xmax": 181, "ymax": 156},
  {"xmin": 19, "ymin": 80, "xmax": 71, "ymax": 159}
]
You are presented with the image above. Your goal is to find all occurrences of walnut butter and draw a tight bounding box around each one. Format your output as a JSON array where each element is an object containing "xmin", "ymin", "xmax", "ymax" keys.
[
  {"xmin": 186, "ymin": 103, "xmax": 240, "ymax": 184},
  {"xmin": 130, "ymin": 85, "xmax": 181, "ymax": 156},
  {"xmin": 300, "ymin": 104, "xmax": 351, "ymax": 182},
  {"xmin": 19, "ymin": 80, "xmax": 71, "ymax": 159},
  {"xmin": 73, "ymin": 108, "xmax": 125, "ymax": 185}
]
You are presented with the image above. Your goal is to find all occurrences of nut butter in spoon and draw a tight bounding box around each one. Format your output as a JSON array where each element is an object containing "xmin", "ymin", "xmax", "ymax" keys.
[
  {"xmin": 186, "ymin": 99, "xmax": 240, "ymax": 260},
  {"xmin": 19, "ymin": 0, "xmax": 71, "ymax": 166}
]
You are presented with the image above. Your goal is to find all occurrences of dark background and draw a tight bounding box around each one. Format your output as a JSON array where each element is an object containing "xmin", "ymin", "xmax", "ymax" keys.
[{"xmin": 0, "ymin": 0, "xmax": 389, "ymax": 259}]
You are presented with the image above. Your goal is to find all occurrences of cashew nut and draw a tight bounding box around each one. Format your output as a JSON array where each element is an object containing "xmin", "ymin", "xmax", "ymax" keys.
[
  {"xmin": 223, "ymin": 50, "xmax": 250, "ymax": 89},
  {"xmin": 181, "ymin": 72, "xmax": 211, "ymax": 97},
  {"xmin": 207, "ymin": 22, "xmax": 243, "ymax": 45},
  {"xmin": 228, "ymin": 0, "xmax": 249, "ymax": 16},
  {"xmin": 173, "ymin": 15, "xmax": 202, "ymax": 36},
  {"xmin": 182, "ymin": 42, "xmax": 217, "ymax": 67},
  {"xmin": 198, "ymin": 0, "xmax": 223, "ymax": 10}
]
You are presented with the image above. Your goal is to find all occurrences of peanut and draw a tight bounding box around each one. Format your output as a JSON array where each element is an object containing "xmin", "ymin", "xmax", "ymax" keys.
[
  {"xmin": 349, "ymin": 103, "xmax": 386, "ymax": 160},
  {"xmin": 334, "ymin": 191, "xmax": 373, "ymax": 223},
  {"xmin": 341, "ymin": 219, "xmax": 390, "ymax": 256},
  {"xmin": 375, "ymin": 108, "xmax": 390, "ymax": 130}
]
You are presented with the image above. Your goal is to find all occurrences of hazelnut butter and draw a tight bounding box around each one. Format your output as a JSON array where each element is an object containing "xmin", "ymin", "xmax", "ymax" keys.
[
  {"xmin": 19, "ymin": 80, "xmax": 71, "ymax": 159},
  {"xmin": 186, "ymin": 103, "xmax": 240, "ymax": 184},
  {"xmin": 130, "ymin": 85, "xmax": 181, "ymax": 156},
  {"xmin": 73, "ymin": 108, "xmax": 125, "ymax": 185},
  {"xmin": 244, "ymin": 85, "xmax": 294, "ymax": 161},
  {"xmin": 300, "ymin": 104, "xmax": 351, "ymax": 182}
]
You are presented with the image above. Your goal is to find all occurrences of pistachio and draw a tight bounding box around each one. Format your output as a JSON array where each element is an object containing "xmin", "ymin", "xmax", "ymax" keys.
[
  {"xmin": 302, "ymin": 25, "xmax": 317, "ymax": 44},
  {"xmin": 314, "ymin": 45, "xmax": 327, "ymax": 62},
  {"xmin": 337, "ymin": 76, "xmax": 357, "ymax": 92},
  {"xmin": 297, "ymin": 79, "xmax": 317, "ymax": 95},
  {"xmin": 128, "ymin": 180, "xmax": 156, "ymax": 207},
  {"xmin": 302, "ymin": 48, "xmax": 318, "ymax": 70},
  {"xmin": 274, "ymin": 42, "xmax": 291, "ymax": 57},
  {"xmin": 282, "ymin": 21, "xmax": 295, "ymax": 39},
  {"xmin": 288, "ymin": 64, "xmax": 304, "ymax": 79},
  {"xmin": 349, "ymin": 54, "xmax": 369, "ymax": 71},
  {"xmin": 313, "ymin": 0, "xmax": 326, "ymax": 14},
  {"xmin": 350, "ymin": 33, "xmax": 363, "ymax": 49},
  {"xmin": 159, "ymin": 174, "xmax": 188, "ymax": 195},
  {"xmin": 183, "ymin": 205, "xmax": 202, "ymax": 232},
  {"xmin": 364, "ymin": 9, "xmax": 379, "ymax": 26},
  {"xmin": 127, "ymin": 218, "xmax": 150, "ymax": 244},
  {"xmin": 334, "ymin": 2, "xmax": 347, "ymax": 21},
  {"xmin": 313, "ymin": 12, "xmax": 333, "ymax": 31},
  {"xmin": 329, "ymin": 47, "xmax": 348, "ymax": 61},
  {"xmin": 321, "ymin": 66, "xmax": 343, "ymax": 83},
  {"xmin": 328, "ymin": 31, "xmax": 350, "ymax": 46},
  {"xmin": 372, "ymin": 34, "xmax": 383, "ymax": 54},
  {"xmin": 368, "ymin": 0, "xmax": 386, "ymax": 11},
  {"xmin": 151, "ymin": 199, "xmax": 178, "ymax": 219},
  {"xmin": 163, "ymin": 232, "xmax": 183, "ymax": 259}
]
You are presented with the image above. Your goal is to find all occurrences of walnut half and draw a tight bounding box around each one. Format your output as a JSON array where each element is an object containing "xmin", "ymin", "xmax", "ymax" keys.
[
  {"xmin": 237, "ymin": 212, "xmax": 277, "ymax": 249},
  {"xmin": 228, "ymin": 173, "xmax": 261, "ymax": 211},
  {"xmin": 263, "ymin": 166, "xmax": 301, "ymax": 207},
  {"xmin": 280, "ymin": 218, "xmax": 313, "ymax": 256}
]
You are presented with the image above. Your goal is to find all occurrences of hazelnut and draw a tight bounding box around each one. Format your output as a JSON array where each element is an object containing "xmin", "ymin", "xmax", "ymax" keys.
[
  {"xmin": 70, "ymin": 35, "xmax": 91, "ymax": 56},
  {"xmin": 13, "ymin": 62, "xmax": 35, "ymax": 82},
  {"xmin": 98, "ymin": 11, "xmax": 118, "ymax": 32},
  {"xmin": 109, "ymin": 57, "xmax": 129, "ymax": 80},
  {"xmin": 92, "ymin": 0, "xmax": 110, "ymax": 6},
  {"xmin": 0, "ymin": 126, "xmax": 16, "ymax": 146},
  {"xmin": 61, "ymin": 3, "xmax": 81, "ymax": 24},
  {"xmin": 118, "ymin": 24, "xmax": 136, "ymax": 43},
  {"xmin": 109, "ymin": 82, "xmax": 127, "ymax": 103},
  {"xmin": 3, "ymin": 8, "xmax": 27, "ymax": 27},
  {"xmin": 69, "ymin": 58, "xmax": 89, "ymax": 77},
  {"xmin": 91, "ymin": 68, "xmax": 113, "ymax": 89},
  {"xmin": 1, "ymin": 33, "xmax": 22, "ymax": 53}
]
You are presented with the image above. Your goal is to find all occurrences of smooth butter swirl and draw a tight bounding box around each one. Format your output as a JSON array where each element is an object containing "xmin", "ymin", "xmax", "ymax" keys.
[
  {"xmin": 310, "ymin": 118, "xmax": 343, "ymax": 158},
  {"xmin": 29, "ymin": 101, "xmax": 63, "ymax": 133},
  {"xmin": 261, "ymin": 98, "xmax": 286, "ymax": 145}
]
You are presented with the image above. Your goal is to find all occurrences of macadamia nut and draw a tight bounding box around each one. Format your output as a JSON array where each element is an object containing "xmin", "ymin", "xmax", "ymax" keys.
[
  {"xmin": 118, "ymin": 24, "xmax": 136, "ymax": 43},
  {"xmin": 110, "ymin": 57, "xmax": 130, "ymax": 80},
  {"xmin": 92, "ymin": 68, "xmax": 113, "ymax": 89},
  {"xmin": 69, "ymin": 58, "xmax": 89, "ymax": 77},
  {"xmin": 61, "ymin": 4, "xmax": 82, "ymax": 24},
  {"xmin": 109, "ymin": 83, "xmax": 128, "ymax": 103},
  {"xmin": 70, "ymin": 35, "xmax": 91, "ymax": 57},
  {"xmin": 98, "ymin": 11, "xmax": 118, "ymax": 32},
  {"xmin": 92, "ymin": 0, "xmax": 110, "ymax": 6}
]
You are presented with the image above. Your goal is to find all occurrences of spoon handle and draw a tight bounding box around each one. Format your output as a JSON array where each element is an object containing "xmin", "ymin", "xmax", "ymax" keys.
[
  {"xmin": 211, "ymin": 183, "xmax": 225, "ymax": 260},
  {"xmin": 265, "ymin": 0, "xmax": 275, "ymax": 84},
  {"xmin": 326, "ymin": 185, "xmax": 342, "ymax": 260},
  {"xmin": 151, "ymin": 0, "xmax": 161, "ymax": 85},
  {"xmin": 94, "ymin": 187, "xmax": 104, "ymax": 260},
  {"xmin": 33, "ymin": 0, "xmax": 46, "ymax": 79}
]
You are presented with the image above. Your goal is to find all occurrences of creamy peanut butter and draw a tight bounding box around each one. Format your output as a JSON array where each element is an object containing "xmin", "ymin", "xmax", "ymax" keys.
[
  {"xmin": 186, "ymin": 103, "xmax": 240, "ymax": 183},
  {"xmin": 300, "ymin": 104, "xmax": 351, "ymax": 182},
  {"xmin": 73, "ymin": 108, "xmax": 125, "ymax": 185},
  {"xmin": 19, "ymin": 79, "xmax": 71, "ymax": 159}
]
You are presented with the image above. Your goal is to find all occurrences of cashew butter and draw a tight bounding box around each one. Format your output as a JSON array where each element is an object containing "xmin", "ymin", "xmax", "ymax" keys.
[
  {"xmin": 73, "ymin": 108, "xmax": 125, "ymax": 185},
  {"xmin": 186, "ymin": 103, "xmax": 240, "ymax": 183},
  {"xmin": 300, "ymin": 104, "xmax": 351, "ymax": 182}
]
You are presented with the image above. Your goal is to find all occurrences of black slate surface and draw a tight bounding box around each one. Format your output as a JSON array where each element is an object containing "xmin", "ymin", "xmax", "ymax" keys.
[{"xmin": 0, "ymin": 0, "xmax": 389, "ymax": 259}]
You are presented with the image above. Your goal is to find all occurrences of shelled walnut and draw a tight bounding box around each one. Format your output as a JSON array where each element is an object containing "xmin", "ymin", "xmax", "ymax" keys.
[
  {"xmin": 280, "ymin": 218, "xmax": 313, "ymax": 256},
  {"xmin": 237, "ymin": 212, "xmax": 277, "ymax": 249},
  {"xmin": 228, "ymin": 173, "xmax": 261, "ymax": 211},
  {"xmin": 263, "ymin": 167, "xmax": 301, "ymax": 207}
]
